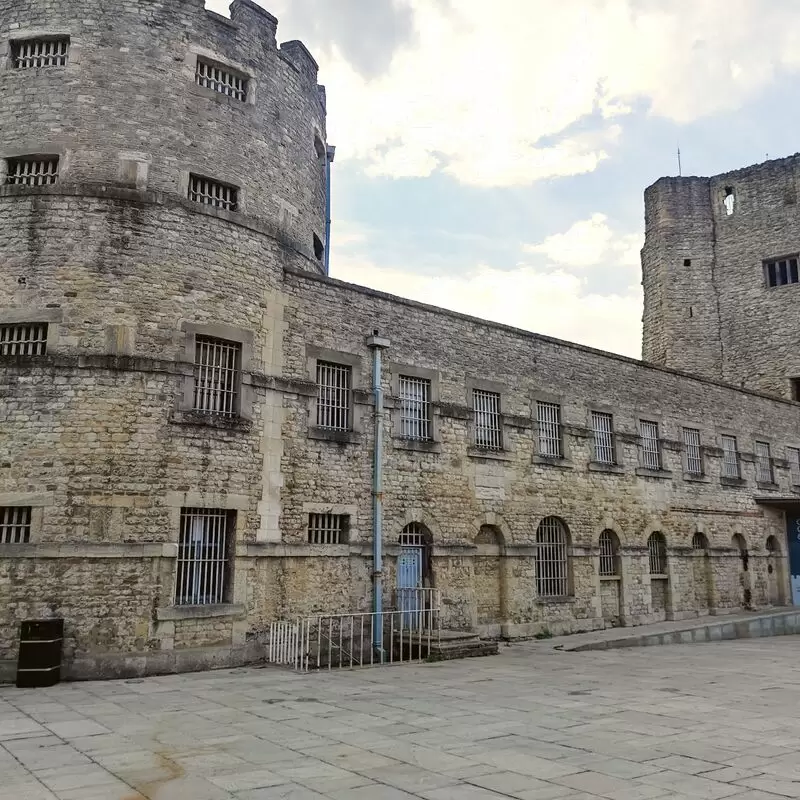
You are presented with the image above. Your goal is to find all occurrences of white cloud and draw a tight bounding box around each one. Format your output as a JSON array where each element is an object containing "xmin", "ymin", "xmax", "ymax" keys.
[
  {"xmin": 237, "ymin": 0, "xmax": 800, "ymax": 187},
  {"xmin": 330, "ymin": 223, "xmax": 642, "ymax": 358},
  {"xmin": 525, "ymin": 213, "xmax": 642, "ymax": 270}
]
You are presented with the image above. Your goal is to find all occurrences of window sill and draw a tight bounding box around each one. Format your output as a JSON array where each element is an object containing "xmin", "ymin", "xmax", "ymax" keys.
[
  {"xmin": 588, "ymin": 462, "xmax": 624, "ymax": 474},
  {"xmin": 650, "ymin": 574, "xmax": 668, "ymax": 581},
  {"xmin": 683, "ymin": 472, "xmax": 710, "ymax": 483},
  {"xmin": 188, "ymin": 83, "xmax": 253, "ymax": 108},
  {"xmin": 532, "ymin": 455, "xmax": 574, "ymax": 469},
  {"xmin": 635, "ymin": 467, "xmax": 672, "ymax": 479},
  {"xmin": 170, "ymin": 410, "xmax": 252, "ymax": 431},
  {"xmin": 720, "ymin": 476, "xmax": 747, "ymax": 487},
  {"xmin": 600, "ymin": 575, "xmax": 621, "ymax": 582},
  {"xmin": 535, "ymin": 596, "xmax": 574, "ymax": 605},
  {"xmin": 756, "ymin": 481, "xmax": 780, "ymax": 491},
  {"xmin": 308, "ymin": 427, "xmax": 361, "ymax": 445},
  {"xmin": 156, "ymin": 603, "xmax": 245, "ymax": 621},
  {"xmin": 467, "ymin": 446, "xmax": 512, "ymax": 462},
  {"xmin": 394, "ymin": 438, "xmax": 442, "ymax": 454}
]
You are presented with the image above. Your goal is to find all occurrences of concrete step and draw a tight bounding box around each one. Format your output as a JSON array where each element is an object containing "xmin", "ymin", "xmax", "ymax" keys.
[
  {"xmin": 428, "ymin": 630, "xmax": 499, "ymax": 661},
  {"xmin": 557, "ymin": 608, "xmax": 800, "ymax": 653}
]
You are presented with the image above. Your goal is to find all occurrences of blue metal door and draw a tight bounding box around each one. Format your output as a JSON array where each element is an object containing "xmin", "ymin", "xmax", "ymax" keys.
[
  {"xmin": 788, "ymin": 515, "xmax": 800, "ymax": 605},
  {"xmin": 398, "ymin": 546, "xmax": 423, "ymax": 625}
]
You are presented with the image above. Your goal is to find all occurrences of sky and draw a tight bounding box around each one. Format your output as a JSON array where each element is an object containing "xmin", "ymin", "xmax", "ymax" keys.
[{"xmin": 208, "ymin": 0, "xmax": 800, "ymax": 358}]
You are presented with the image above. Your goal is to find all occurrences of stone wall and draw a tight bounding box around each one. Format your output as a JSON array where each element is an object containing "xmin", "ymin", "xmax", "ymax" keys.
[{"xmin": 642, "ymin": 156, "xmax": 800, "ymax": 398}]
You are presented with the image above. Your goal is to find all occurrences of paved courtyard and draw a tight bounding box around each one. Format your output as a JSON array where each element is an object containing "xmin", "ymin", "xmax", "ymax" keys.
[{"xmin": 3, "ymin": 638, "xmax": 800, "ymax": 800}]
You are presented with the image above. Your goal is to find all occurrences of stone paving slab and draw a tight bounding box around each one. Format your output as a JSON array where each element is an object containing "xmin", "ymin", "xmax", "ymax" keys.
[{"xmin": 3, "ymin": 638, "xmax": 800, "ymax": 798}]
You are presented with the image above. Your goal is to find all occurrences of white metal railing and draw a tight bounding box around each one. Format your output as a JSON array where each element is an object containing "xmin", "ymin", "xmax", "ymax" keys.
[{"xmin": 267, "ymin": 589, "xmax": 441, "ymax": 672}]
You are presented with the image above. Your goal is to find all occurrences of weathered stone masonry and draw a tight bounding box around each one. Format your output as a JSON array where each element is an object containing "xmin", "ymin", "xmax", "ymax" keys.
[{"xmin": 1, "ymin": 0, "xmax": 798, "ymax": 680}]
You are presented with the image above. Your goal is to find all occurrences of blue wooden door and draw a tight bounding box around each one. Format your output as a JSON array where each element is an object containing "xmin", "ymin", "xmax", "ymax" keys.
[
  {"xmin": 788, "ymin": 514, "xmax": 800, "ymax": 605},
  {"xmin": 398, "ymin": 546, "xmax": 423, "ymax": 625}
]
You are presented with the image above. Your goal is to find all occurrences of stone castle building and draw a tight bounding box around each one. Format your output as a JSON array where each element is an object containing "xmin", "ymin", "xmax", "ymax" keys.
[{"xmin": 2, "ymin": 0, "xmax": 800, "ymax": 680}]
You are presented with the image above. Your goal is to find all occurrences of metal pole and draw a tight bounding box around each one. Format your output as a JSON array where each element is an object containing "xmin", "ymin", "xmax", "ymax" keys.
[
  {"xmin": 324, "ymin": 145, "xmax": 336, "ymax": 275},
  {"xmin": 367, "ymin": 331, "xmax": 390, "ymax": 657}
]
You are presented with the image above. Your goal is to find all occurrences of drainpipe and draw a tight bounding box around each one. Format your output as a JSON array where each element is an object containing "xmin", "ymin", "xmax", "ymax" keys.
[
  {"xmin": 324, "ymin": 144, "xmax": 336, "ymax": 276},
  {"xmin": 367, "ymin": 331, "xmax": 390, "ymax": 658}
]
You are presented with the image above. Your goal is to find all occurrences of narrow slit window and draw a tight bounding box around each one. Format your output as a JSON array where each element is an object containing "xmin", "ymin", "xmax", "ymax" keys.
[
  {"xmin": 195, "ymin": 58, "xmax": 248, "ymax": 101},
  {"xmin": 0, "ymin": 506, "xmax": 32, "ymax": 544},
  {"xmin": 175, "ymin": 508, "xmax": 233, "ymax": 605},
  {"xmin": 12, "ymin": 37, "xmax": 69, "ymax": 69},
  {"xmin": 188, "ymin": 174, "xmax": 238, "ymax": 212},
  {"xmin": 0, "ymin": 323, "xmax": 47, "ymax": 356},
  {"xmin": 788, "ymin": 447, "xmax": 800, "ymax": 485},
  {"xmin": 5, "ymin": 156, "xmax": 59, "ymax": 187},
  {"xmin": 193, "ymin": 336, "xmax": 241, "ymax": 417},
  {"xmin": 473, "ymin": 389, "xmax": 502, "ymax": 450},
  {"xmin": 307, "ymin": 513, "xmax": 349, "ymax": 545},
  {"xmin": 316, "ymin": 361, "xmax": 351, "ymax": 431}
]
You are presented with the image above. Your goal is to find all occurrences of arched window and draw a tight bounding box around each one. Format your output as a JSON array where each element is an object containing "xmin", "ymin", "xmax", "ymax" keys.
[
  {"xmin": 648, "ymin": 532, "xmax": 667, "ymax": 575},
  {"xmin": 692, "ymin": 532, "xmax": 708, "ymax": 550},
  {"xmin": 399, "ymin": 522, "xmax": 430, "ymax": 547},
  {"xmin": 536, "ymin": 517, "xmax": 569, "ymax": 598},
  {"xmin": 599, "ymin": 529, "xmax": 620, "ymax": 576},
  {"xmin": 766, "ymin": 535, "xmax": 780, "ymax": 555}
]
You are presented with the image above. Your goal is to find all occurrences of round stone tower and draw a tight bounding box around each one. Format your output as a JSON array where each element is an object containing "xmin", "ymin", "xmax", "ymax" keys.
[{"xmin": 0, "ymin": 0, "xmax": 328, "ymax": 678}]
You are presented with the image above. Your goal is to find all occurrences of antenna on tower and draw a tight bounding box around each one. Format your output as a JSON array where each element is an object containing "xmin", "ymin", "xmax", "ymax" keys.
[{"xmin": 677, "ymin": 145, "xmax": 682, "ymax": 177}]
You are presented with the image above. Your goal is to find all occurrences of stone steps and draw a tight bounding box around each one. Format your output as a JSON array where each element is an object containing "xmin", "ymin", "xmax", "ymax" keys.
[{"xmin": 427, "ymin": 630, "xmax": 499, "ymax": 661}]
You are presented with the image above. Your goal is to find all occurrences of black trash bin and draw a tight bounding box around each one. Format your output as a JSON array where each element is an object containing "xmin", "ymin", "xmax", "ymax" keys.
[{"xmin": 16, "ymin": 619, "xmax": 63, "ymax": 688}]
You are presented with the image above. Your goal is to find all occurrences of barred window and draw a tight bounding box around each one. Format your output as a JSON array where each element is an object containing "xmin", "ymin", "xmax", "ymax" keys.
[
  {"xmin": 766, "ymin": 256, "xmax": 799, "ymax": 289},
  {"xmin": 399, "ymin": 376, "xmax": 431, "ymax": 441},
  {"xmin": 639, "ymin": 420, "xmax": 661, "ymax": 470},
  {"xmin": 721, "ymin": 435, "xmax": 740, "ymax": 479},
  {"xmin": 755, "ymin": 441, "xmax": 774, "ymax": 483},
  {"xmin": 0, "ymin": 507, "xmax": 31, "ymax": 544},
  {"xmin": 473, "ymin": 389, "xmax": 502, "ymax": 450},
  {"xmin": 307, "ymin": 513, "xmax": 349, "ymax": 545},
  {"xmin": 537, "ymin": 401, "xmax": 562, "ymax": 458},
  {"xmin": 12, "ymin": 37, "xmax": 69, "ymax": 69},
  {"xmin": 400, "ymin": 521, "xmax": 428, "ymax": 547},
  {"xmin": 193, "ymin": 336, "xmax": 241, "ymax": 417},
  {"xmin": 195, "ymin": 57, "xmax": 248, "ymax": 101},
  {"xmin": 316, "ymin": 362, "xmax": 351, "ymax": 430},
  {"xmin": 188, "ymin": 174, "xmax": 238, "ymax": 212},
  {"xmin": 599, "ymin": 529, "xmax": 619, "ymax": 577},
  {"xmin": 591, "ymin": 411, "xmax": 614, "ymax": 464},
  {"xmin": 683, "ymin": 427, "xmax": 703, "ymax": 475},
  {"xmin": 5, "ymin": 156, "xmax": 59, "ymax": 186},
  {"xmin": 175, "ymin": 508, "xmax": 233, "ymax": 605},
  {"xmin": 692, "ymin": 532, "xmax": 708, "ymax": 550},
  {"xmin": 648, "ymin": 532, "xmax": 667, "ymax": 575},
  {"xmin": 535, "ymin": 516, "xmax": 569, "ymax": 598},
  {"xmin": 0, "ymin": 323, "xmax": 47, "ymax": 357},
  {"xmin": 788, "ymin": 447, "xmax": 800, "ymax": 485}
]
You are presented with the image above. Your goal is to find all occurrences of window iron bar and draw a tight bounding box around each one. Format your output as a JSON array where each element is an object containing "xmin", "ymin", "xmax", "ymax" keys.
[
  {"xmin": 0, "ymin": 506, "xmax": 32, "ymax": 544},
  {"xmin": 537, "ymin": 401, "xmax": 562, "ymax": 458},
  {"xmin": 13, "ymin": 38, "xmax": 69, "ymax": 69},
  {"xmin": 5, "ymin": 157, "xmax": 59, "ymax": 186},
  {"xmin": 0, "ymin": 323, "xmax": 47, "ymax": 356}
]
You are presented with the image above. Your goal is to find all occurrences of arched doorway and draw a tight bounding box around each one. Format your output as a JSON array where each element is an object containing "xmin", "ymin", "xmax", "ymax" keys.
[
  {"xmin": 766, "ymin": 535, "xmax": 783, "ymax": 606},
  {"xmin": 691, "ymin": 532, "xmax": 712, "ymax": 614},
  {"xmin": 397, "ymin": 523, "xmax": 433, "ymax": 621},
  {"xmin": 732, "ymin": 533, "xmax": 751, "ymax": 608},
  {"xmin": 474, "ymin": 525, "xmax": 505, "ymax": 634},
  {"xmin": 648, "ymin": 532, "xmax": 669, "ymax": 620},
  {"xmin": 598, "ymin": 529, "xmax": 622, "ymax": 625}
]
